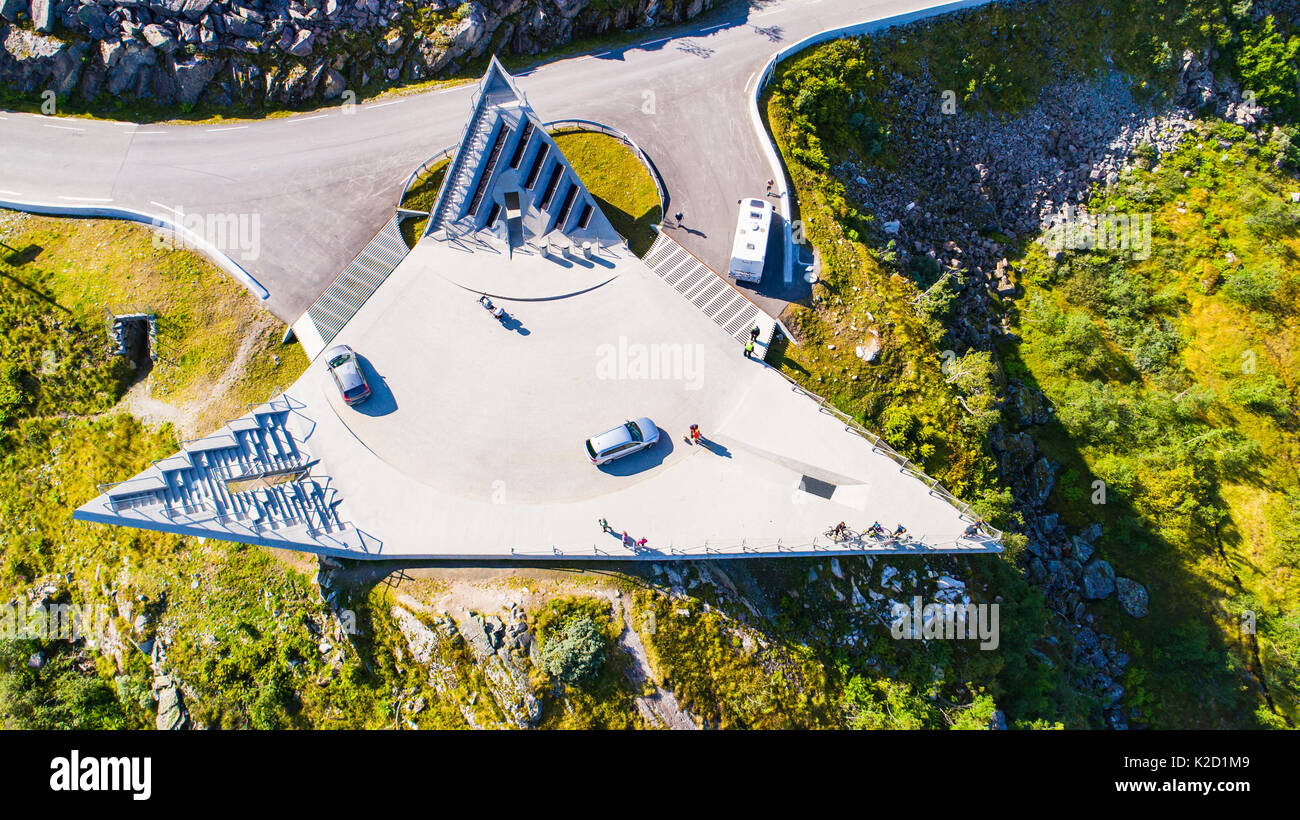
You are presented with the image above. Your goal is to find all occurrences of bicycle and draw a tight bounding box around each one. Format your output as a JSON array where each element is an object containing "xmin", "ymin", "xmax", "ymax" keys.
[{"xmin": 823, "ymin": 526, "xmax": 859, "ymax": 542}]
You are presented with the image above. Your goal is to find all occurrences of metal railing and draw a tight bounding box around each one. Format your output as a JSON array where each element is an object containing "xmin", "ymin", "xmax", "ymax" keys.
[
  {"xmin": 399, "ymin": 145, "xmax": 457, "ymax": 205},
  {"xmin": 763, "ymin": 363, "xmax": 1003, "ymax": 546}
]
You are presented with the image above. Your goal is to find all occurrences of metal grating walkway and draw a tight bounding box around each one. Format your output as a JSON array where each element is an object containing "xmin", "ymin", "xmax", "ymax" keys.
[
  {"xmin": 303, "ymin": 215, "xmax": 410, "ymax": 351},
  {"xmin": 642, "ymin": 232, "xmax": 777, "ymax": 357}
]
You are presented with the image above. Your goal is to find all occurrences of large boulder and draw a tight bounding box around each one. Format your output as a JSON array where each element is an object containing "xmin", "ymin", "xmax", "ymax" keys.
[
  {"xmin": 106, "ymin": 43, "xmax": 156, "ymax": 95},
  {"xmin": 76, "ymin": 3, "xmax": 112, "ymax": 38},
  {"xmin": 155, "ymin": 683, "xmax": 188, "ymax": 730},
  {"xmin": 1115, "ymin": 577, "xmax": 1148, "ymax": 618},
  {"xmin": 180, "ymin": 0, "xmax": 216, "ymax": 20},
  {"xmin": 171, "ymin": 54, "xmax": 218, "ymax": 105},
  {"xmin": 1082, "ymin": 559, "xmax": 1115, "ymax": 600},
  {"xmin": 321, "ymin": 66, "xmax": 345, "ymax": 99},
  {"xmin": 142, "ymin": 23, "xmax": 180, "ymax": 54},
  {"xmin": 1, "ymin": 0, "xmax": 26, "ymax": 22},
  {"xmin": 287, "ymin": 28, "xmax": 315, "ymax": 57},
  {"xmin": 29, "ymin": 0, "xmax": 56, "ymax": 32}
]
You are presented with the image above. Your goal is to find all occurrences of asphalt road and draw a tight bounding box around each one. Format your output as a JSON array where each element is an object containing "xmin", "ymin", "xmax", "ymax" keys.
[{"xmin": 0, "ymin": 0, "xmax": 960, "ymax": 322}]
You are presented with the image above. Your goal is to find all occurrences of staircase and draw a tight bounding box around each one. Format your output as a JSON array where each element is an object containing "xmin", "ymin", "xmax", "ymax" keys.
[
  {"xmin": 429, "ymin": 104, "xmax": 503, "ymax": 235},
  {"xmin": 102, "ymin": 401, "xmax": 348, "ymax": 538},
  {"xmin": 642, "ymin": 232, "xmax": 778, "ymax": 357}
]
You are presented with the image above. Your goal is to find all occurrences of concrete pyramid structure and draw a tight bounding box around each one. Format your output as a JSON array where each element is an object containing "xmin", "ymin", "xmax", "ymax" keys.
[{"xmin": 425, "ymin": 55, "xmax": 622, "ymax": 252}]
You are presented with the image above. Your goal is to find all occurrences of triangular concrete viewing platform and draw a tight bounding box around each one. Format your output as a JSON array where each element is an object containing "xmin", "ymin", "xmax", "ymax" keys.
[{"xmin": 76, "ymin": 58, "xmax": 1001, "ymax": 561}]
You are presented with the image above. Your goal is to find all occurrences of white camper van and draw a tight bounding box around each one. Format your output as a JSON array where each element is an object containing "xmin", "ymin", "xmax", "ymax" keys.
[{"xmin": 728, "ymin": 198, "xmax": 772, "ymax": 283}]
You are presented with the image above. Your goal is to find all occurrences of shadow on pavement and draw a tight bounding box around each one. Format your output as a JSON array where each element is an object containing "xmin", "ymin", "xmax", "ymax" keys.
[
  {"xmin": 598, "ymin": 434, "xmax": 674, "ymax": 475},
  {"xmin": 585, "ymin": 0, "xmax": 770, "ymax": 63},
  {"xmin": 697, "ymin": 437, "xmax": 732, "ymax": 458},
  {"xmin": 500, "ymin": 313, "xmax": 530, "ymax": 335},
  {"xmin": 353, "ymin": 355, "xmax": 399, "ymax": 417}
]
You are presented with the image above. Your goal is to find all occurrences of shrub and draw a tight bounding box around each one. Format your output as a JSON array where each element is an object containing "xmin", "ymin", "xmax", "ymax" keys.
[
  {"xmin": 1229, "ymin": 374, "xmax": 1292, "ymax": 416},
  {"xmin": 0, "ymin": 362, "xmax": 25, "ymax": 426},
  {"xmin": 1242, "ymin": 197, "xmax": 1300, "ymax": 237},
  {"xmin": 1222, "ymin": 263, "xmax": 1281, "ymax": 309},
  {"xmin": 540, "ymin": 617, "xmax": 606, "ymax": 686},
  {"xmin": 1235, "ymin": 16, "xmax": 1300, "ymax": 120}
]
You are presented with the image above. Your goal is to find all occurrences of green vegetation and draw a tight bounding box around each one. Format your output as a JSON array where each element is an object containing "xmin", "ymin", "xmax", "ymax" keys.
[
  {"xmin": 764, "ymin": 0, "xmax": 1300, "ymax": 728},
  {"xmin": 0, "ymin": 214, "xmax": 306, "ymax": 430},
  {"xmin": 637, "ymin": 589, "xmax": 835, "ymax": 729},
  {"xmin": 0, "ymin": 212, "xmax": 404, "ymax": 729},
  {"xmin": 1011, "ymin": 122, "xmax": 1300, "ymax": 726},
  {"xmin": 398, "ymin": 159, "xmax": 449, "ymax": 247},
  {"xmin": 536, "ymin": 597, "xmax": 608, "ymax": 685},
  {"xmin": 0, "ymin": 637, "xmax": 140, "ymax": 729},
  {"xmin": 552, "ymin": 130, "xmax": 662, "ymax": 256},
  {"xmin": 532, "ymin": 595, "xmax": 641, "ymax": 729}
]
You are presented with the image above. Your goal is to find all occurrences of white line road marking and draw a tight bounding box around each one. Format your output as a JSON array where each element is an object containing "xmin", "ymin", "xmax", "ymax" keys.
[
  {"xmin": 753, "ymin": 9, "xmax": 782, "ymax": 19},
  {"xmin": 41, "ymin": 123, "xmax": 84, "ymax": 131},
  {"xmin": 206, "ymin": 125, "xmax": 249, "ymax": 132},
  {"xmin": 57, "ymin": 195, "xmax": 113, "ymax": 202},
  {"xmin": 286, "ymin": 114, "xmax": 328, "ymax": 123},
  {"xmin": 149, "ymin": 201, "xmax": 182, "ymax": 215},
  {"xmin": 367, "ymin": 99, "xmax": 406, "ymax": 110},
  {"xmin": 640, "ymin": 36, "xmax": 672, "ymax": 47},
  {"xmin": 134, "ymin": 131, "xmax": 166, "ymax": 135},
  {"xmin": 701, "ymin": 23, "xmax": 728, "ymax": 31},
  {"xmin": 0, "ymin": 189, "xmax": 23, "ymax": 196}
]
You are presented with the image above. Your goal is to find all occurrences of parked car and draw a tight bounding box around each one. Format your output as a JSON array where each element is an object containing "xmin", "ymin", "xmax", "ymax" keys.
[
  {"xmin": 323, "ymin": 345, "xmax": 371, "ymax": 406},
  {"xmin": 585, "ymin": 418, "xmax": 659, "ymax": 465}
]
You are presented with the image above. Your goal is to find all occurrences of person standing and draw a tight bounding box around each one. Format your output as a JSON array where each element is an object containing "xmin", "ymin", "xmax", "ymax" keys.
[
  {"xmin": 744, "ymin": 340, "xmax": 755, "ymax": 359},
  {"xmin": 749, "ymin": 325, "xmax": 761, "ymax": 343},
  {"xmin": 599, "ymin": 518, "xmax": 610, "ymax": 534},
  {"xmin": 690, "ymin": 424, "xmax": 701, "ymax": 445}
]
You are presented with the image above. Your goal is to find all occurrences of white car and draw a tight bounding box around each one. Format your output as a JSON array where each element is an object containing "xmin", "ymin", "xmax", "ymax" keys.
[{"xmin": 585, "ymin": 418, "xmax": 659, "ymax": 465}]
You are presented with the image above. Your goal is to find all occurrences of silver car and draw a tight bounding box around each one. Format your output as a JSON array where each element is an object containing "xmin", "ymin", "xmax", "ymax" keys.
[
  {"xmin": 324, "ymin": 345, "xmax": 371, "ymax": 406},
  {"xmin": 585, "ymin": 418, "xmax": 659, "ymax": 465}
]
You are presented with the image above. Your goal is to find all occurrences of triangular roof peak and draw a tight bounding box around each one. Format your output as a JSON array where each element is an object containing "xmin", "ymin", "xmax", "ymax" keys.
[{"xmin": 425, "ymin": 55, "xmax": 621, "ymax": 248}]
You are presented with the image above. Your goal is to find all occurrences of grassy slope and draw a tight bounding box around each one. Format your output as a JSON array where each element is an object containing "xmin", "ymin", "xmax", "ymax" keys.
[
  {"xmin": 764, "ymin": 0, "xmax": 1299, "ymax": 728},
  {"xmin": 0, "ymin": 212, "xmax": 399, "ymax": 729},
  {"xmin": 552, "ymin": 130, "xmax": 662, "ymax": 257},
  {"xmin": 398, "ymin": 160, "xmax": 449, "ymax": 247},
  {"xmin": 1012, "ymin": 124, "xmax": 1300, "ymax": 727},
  {"xmin": 1, "ymin": 215, "xmax": 306, "ymax": 427}
]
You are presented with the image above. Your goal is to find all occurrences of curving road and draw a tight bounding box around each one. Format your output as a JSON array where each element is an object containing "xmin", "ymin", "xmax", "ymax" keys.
[{"xmin": 0, "ymin": 0, "xmax": 971, "ymax": 322}]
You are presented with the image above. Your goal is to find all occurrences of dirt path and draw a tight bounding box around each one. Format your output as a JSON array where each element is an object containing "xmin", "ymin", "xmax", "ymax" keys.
[{"xmin": 120, "ymin": 316, "xmax": 272, "ymax": 437}]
